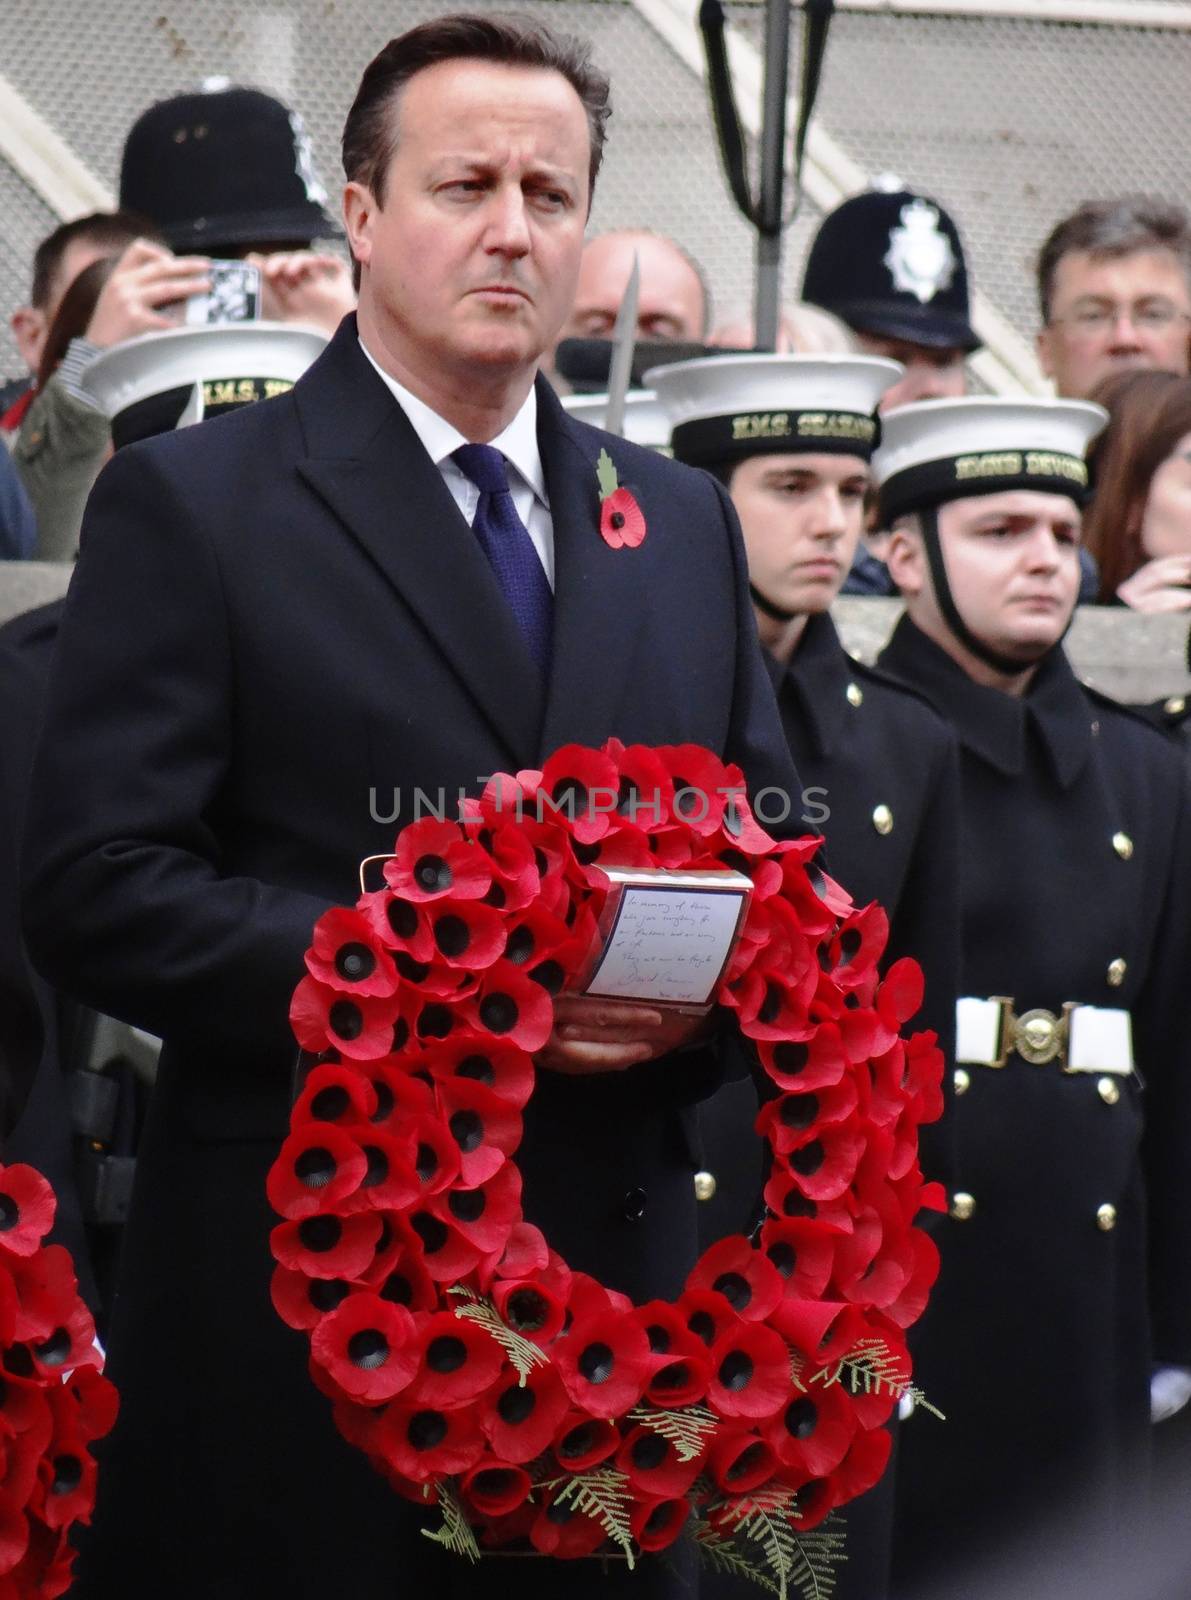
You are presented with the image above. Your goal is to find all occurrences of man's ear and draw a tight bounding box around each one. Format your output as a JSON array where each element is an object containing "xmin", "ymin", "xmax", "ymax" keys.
[
  {"xmin": 885, "ymin": 516, "xmax": 926, "ymax": 599},
  {"xmin": 10, "ymin": 306, "xmax": 45, "ymax": 375},
  {"xmin": 1036, "ymin": 324, "xmax": 1055, "ymax": 383},
  {"xmin": 342, "ymin": 183, "xmax": 375, "ymax": 281}
]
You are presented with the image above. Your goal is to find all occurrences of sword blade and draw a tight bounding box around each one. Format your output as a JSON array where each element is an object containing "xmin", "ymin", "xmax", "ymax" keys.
[{"xmin": 603, "ymin": 253, "xmax": 640, "ymax": 438}]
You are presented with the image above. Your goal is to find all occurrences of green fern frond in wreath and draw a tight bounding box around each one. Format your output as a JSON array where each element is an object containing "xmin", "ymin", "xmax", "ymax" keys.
[
  {"xmin": 420, "ymin": 1480, "xmax": 481, "ymax": 1564},
  {"xmin": 627, "ymin": 1403, "xmax": 719, "ymax": 1462},
  {"xmin": 814, "ymin": 1336, "xmax": 944, "ymax": 1420},
  {"xmin": 447, "ymin": 1287, "xmax": 547, "ymax": 1386},
  {"xmin": 547, "ymin": 1467, "xmax": 636, "ymax": 1568}
]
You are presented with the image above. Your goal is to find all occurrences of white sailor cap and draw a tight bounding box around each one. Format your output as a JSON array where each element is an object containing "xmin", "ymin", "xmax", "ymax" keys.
[
  {"xmin": 81, "ymin": 322, "xmax": 328, "ymax": 448},
  {"xmin": 643, "ymin": 353, "xmax": 902, "ymax": 467},
  {"xmin": 873, "ymin": 396, "xmax": 1107, "ymax": 524},
  {"xmin": 561, "ymin": 389, "xmax": 670, "ymax": 451}
]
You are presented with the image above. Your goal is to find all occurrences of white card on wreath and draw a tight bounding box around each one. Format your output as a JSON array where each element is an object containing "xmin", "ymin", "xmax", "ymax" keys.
[{"xmin": 578, "ymin": 867, "xmax": 753, "ymax": 1010}]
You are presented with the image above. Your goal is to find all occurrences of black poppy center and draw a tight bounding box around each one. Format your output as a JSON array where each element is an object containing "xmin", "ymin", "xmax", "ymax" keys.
[
  {"xmin": 647, "ymin": 1324, "xmax": 671, "ymax": 1355},
  {"xmin": 417, "ymin": 1003, "xmax": 453, "ymax": 1039},
  {"xmin": 35, "ymin": 1328, "xmax": 71, "ymax": 1368},
  {"xmin": 295, "ymin": 1146, "xmax": 336, "ymax": 1188},
  {"xmin": 51, "ymin": 1454, "xmax": 83, "ymax": 1495},
  {"xmin": 328, "ymin": 1000, "xmax": 363, "ymax": 1042},
  {"xmin": 497, "ymin": 1384, "xmax": 537, "ymax": 1425},
  {"xmin": 792, "ymin": 1141, "xmax": 825, "ymax": 1176},
  {"xmin": 356, "ymin": 1146, "xmax": 387, "ymax": 1188},
  {"xmin": 506, "ymin": 1288, "xmax": 549, "ymax": 1332},
  {"xmin": 414, "ymin": 854, "xmax": 452, "ymax": 894},
  {"xmin": 449, "ymin": 1188, "xmax": 486, "ymax": 1223},
  {"xmin": 407, "ymin": 1409, "xmax": 448, "ymax": 1451},
  {"xmin": 610, "ymin": 511, "xmax": 626, "ymax": 531},
  {"xmin": 767, "ymin": 1241, "xmax": 797, "ymax": 1278},
  {"xmin": 630, "ymin": 1433, "xmax": 668, "ymax": 1471},
  {"xmin": 838, "ymin": 928, "xmax": 862, "ymax": 966},
  {"xmin": 551, "ymin": 777, "xmax": 589, "ymax": 819},
  {"xmin": 480, "ymin": 993, "xmax": 519, "ymax": 1034},
  {"xmin": 531, "ymin": 959, "xmax": 565, "ymax": 995},
  {"xmin": 335, "ymin": 942, "xmax": 376, "ymax": 982},
  {"xmin": 371, "ymin": 1081, "xmax": 395, "ymax": 1123},
  {"xmin": 673, "ymin": 780, "xmax": 698, "ymax": 817},
  {"xmin": 505, "ymin": 925, "xmax": 536, "ymax": 966},
  {"xmin": 348, "ymin": 1329, "xmax": 390, "ymax": 1370},
  {"xmin": 415, "ymin": 1143, "xmax": 439, "ymax": 1183},
  {"xmin": 387, "ymin": 897, "xmax": 419, "ymax": 939},
  {"xmin": 547, "ymin": 1500, "xmax": 575, "ymax": 1525},
  {"xmin": 457, "ymin": 1053, "xmax": 496, "ymax": 1085},
  {"xmin": 427, "ymin": 1336, "xmax": 467, "ymax": 1374},
  {"xmin": 758, "ymin": 982, "xmax": 784, "ymax": 1025},
  {"xmin": 772, "ymin": 1042, "xmax": 810, "ymax": 1077},
  {"xmin": 449, "ymin": 1110, "xmax": 484, "ymax": 1154},
  {"xmin": 785, "ymin": 1397, "xmax": 819, "ymax": 1440},
  {"xmin": 783, "ymin": 1189, "xmax": 817, "ymax": 1219},
  {"xmin": 411, "ymin": 1213, "xmax": 448, "ymax": 1254},
  {"xmin": 578, "ymin": 1342, "xmax": 614, "ymax": 1385},
  {"xmin": 395, "ymin": 953, "xmax": 429, "ymax": 985},
  {"xmin": 688, "ymin": 1311, "xmax": 716, "ymax": 1346},
  {"xmin": 712, "ymin": 1271, "xmax": 752, "ymax": 1312},
  {"xmin": 645, "ymin": 1502, "xmax": 675, "ymax": 1536},
  {"xmin": 652, "ymin": 1361, "xmax": 691, "ymax": 1392},
  {"xmin": 310, "ymin": 1085, "xmax": 350, "ymax": 1122},
  {"xmin": 781, "ymin": 1094, "xmax": 820, "ymax": 1130},
  {"xmin": 473, "ymin": 1468, "xmax": 517, "ymax": 1500},
  {"xmin": 309, "ymin": 1278, "xmax": 350, "ymax": 1313},
  {"xmin": 298, "ymin": 1215, "xmax": 342, "ymax": 1253},
  {"xmin": 726, "ymin": 1441, "xmax": 767, "ymax": 1483},
  {"xmin": 559, "ymin": 1421, "xmax": 600, "ymax": 1459},
  {"xmin": 435, "ymin": 916, "xmax": 471, "ymax": 959},
  {"xmin": 718, "ymin": 1349, "xmax": 754, "ymax": 1391},
  {"xmin": 381, "ymin": 1272, "xmax": 414, "ymax": 1307}
]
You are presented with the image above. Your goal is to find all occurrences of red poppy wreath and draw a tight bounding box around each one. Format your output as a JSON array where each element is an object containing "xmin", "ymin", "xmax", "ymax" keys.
[
  {"xmin": 269, "ymin": 741, "xmax": 944, "ymax": 1596},
  {"xmin": 0, "ymin": 1163, "xmax": 118, "ymax": 1598}
]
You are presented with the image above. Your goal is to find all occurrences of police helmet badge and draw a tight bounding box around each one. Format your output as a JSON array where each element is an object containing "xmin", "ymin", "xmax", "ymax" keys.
[{"xmin": 883, "ymin": 199, "xmax": 957, "ymax": 305}]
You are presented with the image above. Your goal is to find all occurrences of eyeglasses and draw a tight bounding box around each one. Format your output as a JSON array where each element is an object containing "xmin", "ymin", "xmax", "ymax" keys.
[{"xmin": 1048, "ymin": 302, "xmax": 1191, "ymax": 337}]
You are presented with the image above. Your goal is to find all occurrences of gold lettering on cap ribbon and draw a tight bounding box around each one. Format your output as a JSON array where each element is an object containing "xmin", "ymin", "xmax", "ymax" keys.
[
  {"xmin": 796, "ymin": 413, "xmax": 875, "ymax": 442},
  {"xmin": 955, "ymin": 452, "xmax": 1022, "ymax": 480},
  {"xmin": 732, "ymin": 413, "xmax": 791, "ymax": 441},
  {"xmin": 1025, "ymin": 452, "xmax": 1087, "ymax": 486}
]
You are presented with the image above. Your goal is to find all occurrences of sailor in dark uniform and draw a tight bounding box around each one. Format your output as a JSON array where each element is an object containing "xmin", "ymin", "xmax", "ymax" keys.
[
  {"xmin": 871, "ymin": 397, "xmax": 1191, "ymax": 1595},
  {"xmin": 649, "ymin": 354, "xmax": 962, "ymax": 1600}
]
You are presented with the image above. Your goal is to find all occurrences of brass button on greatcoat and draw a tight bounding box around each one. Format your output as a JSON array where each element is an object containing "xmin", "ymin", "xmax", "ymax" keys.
[
  {"xmin": 693, "ymin": 1170, "xmax": 717, "ymax": 1202},
  {"xmin": 1112, "ymin": 832, "xmax": 1133, "ymax": 860},
  {"xmin": 950, "ymin": 1192, "xmax": 976, "ymax": 1222},
  {"xmin": 1107, "ymin": 958, "xmax": 1127, "ymax": 988},
  {"xmin": 872, "ymin": 805, "xmax": 893, "ymax": 836},
  {"xmin": 1165, "ymin": 695, "xmax": 1186, "ymax": 716},
  {"xmin": 1097, "ymin": 1077, "xmax": 1120, "ymax": 1105},
  {"xmin": 1096, "ymin": 1203, "xmax": 1117, "ymax": 1232},
  {"xmin": 954, "ymin": 1068, "xmax": 971, "ymax": 1096},
  {"xmin": 846, "ymin": 682, "xmax": 863, "ymax": 708}
]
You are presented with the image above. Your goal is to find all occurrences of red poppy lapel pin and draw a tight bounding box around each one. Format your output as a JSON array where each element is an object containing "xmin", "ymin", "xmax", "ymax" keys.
[{"xmin": 596, "ymin": 448, "xmax": 646, "ymax": 550}]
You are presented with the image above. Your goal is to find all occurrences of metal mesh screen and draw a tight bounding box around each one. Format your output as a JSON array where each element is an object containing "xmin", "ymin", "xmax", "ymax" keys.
[{"xmin": 0, "ymin": 2, "xmax": 1188, "ymax": 383}]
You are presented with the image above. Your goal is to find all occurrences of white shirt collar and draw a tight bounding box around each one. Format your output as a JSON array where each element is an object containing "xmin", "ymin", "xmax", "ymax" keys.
[{"xmin": 358, "ymin": 336, "xmax": 548, "ymax": 508}]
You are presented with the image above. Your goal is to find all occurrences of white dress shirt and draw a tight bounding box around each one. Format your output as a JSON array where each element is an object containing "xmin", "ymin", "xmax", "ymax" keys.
[{"xmin": 359, "ymin": 338, "xmax": 554, "ymax": 589}]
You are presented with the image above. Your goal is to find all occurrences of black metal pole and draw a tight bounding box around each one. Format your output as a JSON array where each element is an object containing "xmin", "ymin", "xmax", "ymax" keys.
[{"xmin": 754, "ymin": 0, "xmax": 791, "ymax": 351}]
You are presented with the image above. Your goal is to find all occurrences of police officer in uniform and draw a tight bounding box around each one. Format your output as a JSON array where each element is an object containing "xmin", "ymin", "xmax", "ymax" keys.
[
  {"xmin": 649, "ymin": 354, "xmax": 961, "ymax": 1599},
  {"xmin": 871, "ymin": 398, "xmax": 1191, "ymax": 1593}
]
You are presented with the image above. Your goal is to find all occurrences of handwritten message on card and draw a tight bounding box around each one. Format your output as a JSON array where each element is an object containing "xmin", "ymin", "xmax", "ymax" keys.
[{"xmin": 583, "ymin": 882, "xmax": 749, "ymax": 1006}]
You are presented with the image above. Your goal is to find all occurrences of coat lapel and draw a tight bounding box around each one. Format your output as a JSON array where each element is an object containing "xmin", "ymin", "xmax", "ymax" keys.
[
  {"xmin": 536, "ymin": 380, "xmax": 650, "ymax": 759},
  {"xmin": 293, "ymin": 321, "xmax": 544, "ymax": 766}
]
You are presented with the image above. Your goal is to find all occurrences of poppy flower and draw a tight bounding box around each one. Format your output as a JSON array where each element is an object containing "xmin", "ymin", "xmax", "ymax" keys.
[
  {"xmin": 770, "ymin": 1299, "xmax": 865, "ymax": 1367},
  {"xmin": 424, "ymin": 1035, "xmax": 535, "ymax": 1111},
  {"xmin": 360, "ymin": 1223, "xmax": 440, "ymax": 1315},
  {"xmin": 384, "ymin": 819, "xmax": 493, "ymax": 903},
  {"xmin": 405, "ymin": 1209, "xmax": 484, "ymax": 1284},
  {"xmin": 271, "ymin": 1212, "xmax": 382, "ymax": 1281},
  {"xmin": 353, "ymin": 1059, "xmax": 433, "ymax": 1125},
  {"xmin": 479, "ymin": 1364, "xmax": 571, "ymax": 1464},
  {"xmin": 486, "ymin": 1220, "xmax": 548, "ymax": 1282},
  {"xmin": 822, "ymin": 1422, "xmax": 893, "ymax": 1513},
  {"xmin": 880, "ymin": 1227, "xmax": 940, "ymax": 1331},
  {"xmin": 555, "ymin": 1310, "xmax": 652, "ymax": 1418},
  {"xmin": 605, "ymin": 742, "xmax": 674, "ymax": 834},
  {"xmin": 267, "ymin": 1124, "xmax": 368, "ymax": 1220},
  {"xmin": 833, "ymin": 1193, "xmax": 915, "ymax": 1313},
  {"xmin": 306, "ymin": 908, "xmax": 399, "ymax": 998},
  {"xmin": 435, "ymin": 1080, "xmax": 522, "ymax": 1187},
  {"xmin": 461, "ymin": 962, "xmax": 554, "ymax": 1053},
  {"xmin": 762, "ymin": 1167, "xmax": 852, "ymax": 1234},
  {"xmin": 677, "ymin": 1287, "xmax": 740, "ymax": 1352},
  {"xmin": 762, "ymin": 1377, "xmax": 857, "ymax": 1477},
  {"xmin": 291, "ymin": 1062, "xmax": 378, "ymax": 1129},
  {"xmin": 756, "ymin": 1031, "xmax": 846, "ymax": 1096},
  {"xmin": 686, "ymin": 1239, "xmax": 784, "ymax": 1325},
  {"xmin": 552, "ymin": 1412, "xmax": 620, "ymax": 1471},
  {"xmin": 777, "ymin": 850, "xmax": 854, "ymax": 938},
  {"xmin": 425, "ymin": 900, "xmax": 507, "ymax": 973},
  {"xmin": 566, "ymin": 1272, "xmax": 633, "ymax": 1323},
  {"xmin": 492, "ymin": 1278, "xmax": 567, "ymax": 1348},
  {"xmin": 633, "ymin": 1299, "xmax": 709, "ymax": 1405},
  {"xmin": 616, "ymin": 1425, "xmax": 702, "ymax": 1498},
  {"xmin": 35, "ymin": 1438, "xmax": 97, "ymax": 1532},
  {"xmin": 706, "ymin": 1322, "xmax": 791, "ymax": 1421},
  {"xmin": 821, "ymin": 903, "xmax": 888, "ymax": 994},
  {"xmin": 654, "ymin": 744, "xmax": 734, "ymax": 836},
  {"xmin": 477, "ymin": 1498, "xmax": 539, "ymax": 1548},
  {"xmin": 0, "ymin": 1166, "xmax": 55, "ymax": 1258},
  {"xmin": 8, "ymin": 1244, "xmax": 81, "ymax": 1344},
  {"xmin": 777, "ymin": 1122, "xmax": 866, "ymax": 1203},
  {"xmin": 432, "ymin": 1162, "xmax": 521, "ymax": 1259},
  {"xmin": 270, "ymin": 1266, "xmax": 354, "ymax": 1331},
  {"xmin": 407, "ymin": 1310, "xmax": 504, "ymax": 1409},
  {"xmin": 529, "ymin": 1490, "xmax": 609, "ymax": 1559},
  {"xmin": 338, "ymin": 1129, "xmax": 421, "ymax": 1216},
  {"xmin": 400, "ymin": 1113, "xmax": 461, "ymax": 1199},
  {"xmin": 461, "ymin": 1461, "xmax": 532, "ymax": 1519},
  {"xmin": 758, "ymin": 1218, "xmax": 841, "ymax": 1301},
  {"xmin": 757, "ymin": 1078, "xmax": 860, "ymax": 1163},
  {"xmin": 289, "ymin": 977, "xmax": 404, "ymax": 1062},
  {"xmin": 539, "ymin": 746, "xmax": 621, "ymax": 846},
  {"xmin": 599, "ymin": 485, "xmax": 646, "ymax": 551},
  {"xmin": 50, "ymin": 1365, "xmax": 118, "ymax": 1446},
  {"xmin": 376, "ymin": 1400, "xmax": 485, "ymax": 1483},
  {"xmin": 878, "ymin": 956, "xmax": 926, "ymax": 1029},
  {"xmin": 707, "ymin": 1429, "xmax": 778, "ymax": 1495},
  {"xmin": 630, "ymin": 1496, "xmax": 690, "ymax": 1554}
]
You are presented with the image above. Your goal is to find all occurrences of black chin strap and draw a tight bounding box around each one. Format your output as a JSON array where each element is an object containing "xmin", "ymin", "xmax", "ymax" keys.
[
  {"xmin": 919, "ymin": 505, "xmax": 1065, "ymax": 677},
  {"xmin": 749, "ymin": 582, "xmax": 799, "ymax": 625}
]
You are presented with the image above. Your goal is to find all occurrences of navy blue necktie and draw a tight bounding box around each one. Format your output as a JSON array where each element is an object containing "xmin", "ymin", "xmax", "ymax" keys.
[{"xmin": 452, "ymin": 443, "xmax": 553, "ymax": 675}]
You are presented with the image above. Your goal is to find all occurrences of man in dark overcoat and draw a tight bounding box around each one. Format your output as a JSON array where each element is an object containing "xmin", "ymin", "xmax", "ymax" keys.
[
  {"xmin": 870, "ymin": 396, "xmax": 1191, "ymax": 1593},
  {"xmin": 19, "ymin": 16, "xmax": 798, "ymax": 1598}
]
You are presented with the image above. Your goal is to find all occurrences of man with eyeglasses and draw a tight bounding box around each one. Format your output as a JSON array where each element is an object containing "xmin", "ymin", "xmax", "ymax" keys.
[{"xmin": 1037, "ymin": 197, "xmax": 1191, "ymax": 400}]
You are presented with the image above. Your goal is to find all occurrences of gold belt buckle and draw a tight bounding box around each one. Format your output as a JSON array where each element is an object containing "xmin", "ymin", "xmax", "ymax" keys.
[{"xmin": 1011, "ymin": 1006, "xmax": 1067, "ymax": 1066}]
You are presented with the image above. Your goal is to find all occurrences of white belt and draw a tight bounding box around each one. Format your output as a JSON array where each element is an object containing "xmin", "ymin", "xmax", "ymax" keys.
[{"xmin": 956, "ymin": 996, "xmax": 1133, "ymax": 1075}]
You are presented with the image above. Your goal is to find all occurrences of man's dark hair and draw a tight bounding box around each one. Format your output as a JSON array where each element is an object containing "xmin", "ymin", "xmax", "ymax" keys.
[
  {"xmin": 30, "ymin": 210, "xmax": 159, "ymax": 309},
  {"xmin": 1036, "ymin": 196, "xmax": 1191, "ymax": 324},
  {"xmin": 342, "ymin": 12, "xmax": 612, "ymax": 208}
]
